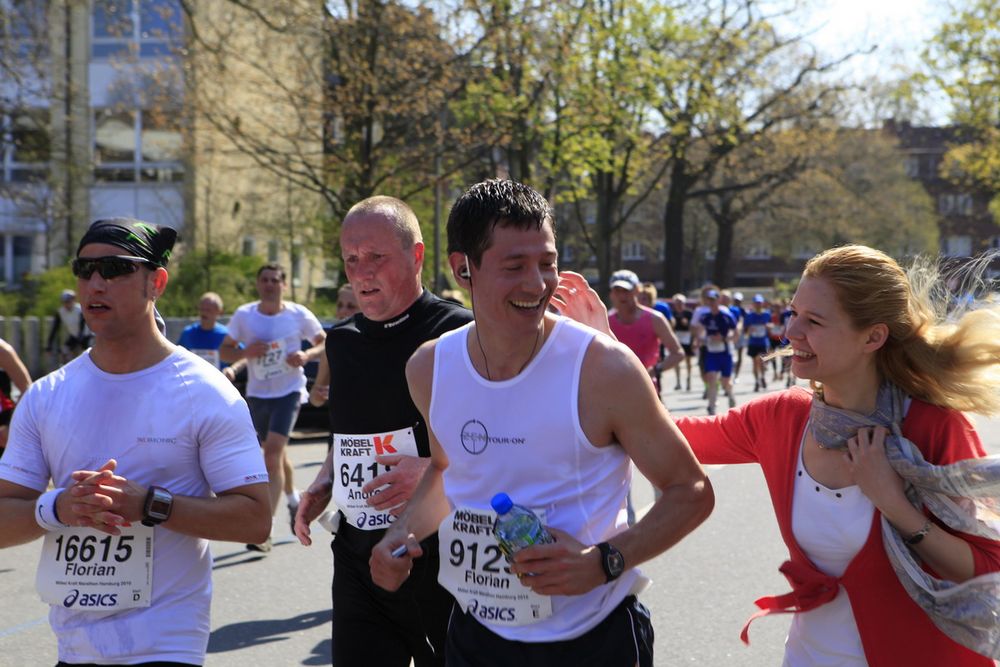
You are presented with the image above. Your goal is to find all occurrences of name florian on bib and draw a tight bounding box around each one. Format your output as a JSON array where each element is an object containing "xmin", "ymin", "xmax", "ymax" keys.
[{"xmin": 64, "ymin": 562, "xmax": 117, "ymax": 577}]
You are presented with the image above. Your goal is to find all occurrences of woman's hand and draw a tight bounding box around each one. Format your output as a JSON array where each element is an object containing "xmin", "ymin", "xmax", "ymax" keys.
[
  {"xmin": 846, "ymin": 426, "xmax": 910, "ymax": 516},
  {"xmin": 550, "ymin": 272, "xmax": 615, "ymax": 340}
]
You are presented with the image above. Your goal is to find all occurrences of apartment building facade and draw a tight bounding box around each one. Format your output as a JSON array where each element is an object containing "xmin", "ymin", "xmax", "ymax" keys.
[{"xmin": 0, "ymin": 0, "xmax": 326, "ymax": 294}]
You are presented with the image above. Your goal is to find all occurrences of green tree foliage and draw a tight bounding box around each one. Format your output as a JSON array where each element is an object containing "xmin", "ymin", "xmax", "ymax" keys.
[
  {"xmin": 0, "ymin": 265, "xmax": 76, "ymax": 318},
  {"xmin": 753, "ymin": 128, "xmax": 938, "ymax": 258},
  {"xmin": 550, "ymin": 0, "xmax": 680, "ymax": 296},
  {"xmin": 925, "ymin": 0, "xmax": 1000, "ymax": 217},
  {"xmin": 650, "ymin": 0, "xmax": 856, "ymax": 293},
  {"xmin": 155, "ymin": 250, "xmax": 262, "ymax": 317},
  {"xmin": 450, "ymin": 0, "xmax": 585, "ymax": 189},
  {"xmin": 697, "ymin": 128, "xmax": 812, "ymax": 287}
]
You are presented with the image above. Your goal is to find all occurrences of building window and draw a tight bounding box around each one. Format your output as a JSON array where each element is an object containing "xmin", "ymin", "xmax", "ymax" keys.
[
  {"xmin": 561, "ymin": 244, "xmax": 574, "ymax": 262},
  {"xmin": 904, "ymin": 156, "xmax": 920, "ymax": 178},
  {"xmin": 139, "ymin": 107, "xmax": 182, "ymax": 181},
  {"xmin": 267, "ymin": 240, "xmax": 279, "ymax": 263},
  {"xmin": 743, "ymin": 240, "xmax": 772, "ymax": 260},
  {"xmin": 2, "ymin": 109, "xmax": 50, "ymax": 182},
  {"xmin": 942, "ymin": 235, "xmax": 972, "ymax": 258},
  {"xmin": 938, "ymin": 193, "xmax": 973, "ymax": 215},
  {"xmin": 241, "ymin": 236, "xmax": 256, "ymax": 257},
  {"xmin": 93, "ymin": 108, "xmax": 182, "ymax": 183},
  {"xmin": 92, "ymin": 0, "xmax": 182, "ymax": 59},
  {"xmin": 0, "ymin": 233, "xmax": 34, "ymax": 285},
  {"xmin": 621, "ymin": 241, "xmax": 645, "ymax": 261},
  {"xmin": 323, "ymin": 112, "xmax": 344, "ymax": 150},
  {"xmin": 924, "ymin": 155, "xmax": 939, "ymax": 178}
]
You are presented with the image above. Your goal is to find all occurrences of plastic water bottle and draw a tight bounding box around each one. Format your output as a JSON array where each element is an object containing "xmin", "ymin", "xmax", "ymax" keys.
[{"xmin": 491, "ymin": 492, "xmax": 554, "ymax": 561}]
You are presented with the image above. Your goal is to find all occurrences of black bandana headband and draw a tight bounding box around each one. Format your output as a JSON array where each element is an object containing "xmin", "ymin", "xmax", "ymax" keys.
[{"xmin": 77, "ymin": 217, "xmax": 178, "ymax": 267}]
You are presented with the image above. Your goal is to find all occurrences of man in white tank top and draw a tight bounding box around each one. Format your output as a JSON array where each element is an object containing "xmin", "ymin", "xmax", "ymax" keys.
[{"xmin": 370, "ymin": 180, "xmax": 715, "ymax": 667}]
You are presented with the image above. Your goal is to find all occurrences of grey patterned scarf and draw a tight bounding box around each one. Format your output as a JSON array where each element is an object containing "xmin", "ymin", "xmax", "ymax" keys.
[{"xmin": 810, "ymin": 383, "xmax": 1000, "ymax": 659}]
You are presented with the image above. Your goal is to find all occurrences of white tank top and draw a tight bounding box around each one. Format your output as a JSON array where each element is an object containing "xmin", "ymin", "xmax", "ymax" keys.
[{"xmin": 429, "ymin": 317, "xmax": 641, "ymax": 642}]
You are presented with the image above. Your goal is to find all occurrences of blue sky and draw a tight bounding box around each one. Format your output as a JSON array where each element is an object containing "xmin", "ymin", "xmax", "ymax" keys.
[
  {"xmin": 805, "ymin": 0, "xmax": 945, "ymax": 71},
  {"xmin": 795, "ymin": 0, "xmax": 953, "ymax": 121}
]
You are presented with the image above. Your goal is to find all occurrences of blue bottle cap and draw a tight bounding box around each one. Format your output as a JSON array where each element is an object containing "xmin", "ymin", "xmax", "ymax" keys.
[{"xmin": 491, "ymin": 492, "xmax": 513, "ymax": 515}]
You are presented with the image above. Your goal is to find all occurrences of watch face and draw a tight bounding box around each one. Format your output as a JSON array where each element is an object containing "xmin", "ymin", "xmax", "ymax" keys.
[
  {"xmin": 146, "ymin": 488, "xmax": 172, "ymax": 521},
  {"xmin": 607, "ymin": 550, "xmax": 625, "ymax": 576},
  {"xmin": 148, "ymin": 499, "xmax": 170, "ymax": 519}
]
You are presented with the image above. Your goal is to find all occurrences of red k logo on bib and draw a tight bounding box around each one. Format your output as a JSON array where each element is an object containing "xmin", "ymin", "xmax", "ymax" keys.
[{"xmin": 373, "ymin": 434, "xmax": 397, "ymax": 455}]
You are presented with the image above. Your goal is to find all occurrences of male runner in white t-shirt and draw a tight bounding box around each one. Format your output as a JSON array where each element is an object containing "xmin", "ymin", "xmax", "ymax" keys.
[
  {"xmin": 370, "ymin": 180, "xmax": 714, "ymax": 666},
  {"xmin": 221, "ymin": 263, "xmax": 326, "ymax": 551},
  {"xmin": 0, "ymin": 217, "xmax": 270, "ymax": 666}
]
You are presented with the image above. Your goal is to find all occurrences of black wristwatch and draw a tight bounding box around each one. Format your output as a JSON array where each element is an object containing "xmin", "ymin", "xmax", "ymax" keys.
[
  {"xmin": 597, "ymin": 542, "xmax": 625, "ymax": 583},
  {"xmin": 142, "ymin": 486, "xmax": 173, "ymax": 527}
]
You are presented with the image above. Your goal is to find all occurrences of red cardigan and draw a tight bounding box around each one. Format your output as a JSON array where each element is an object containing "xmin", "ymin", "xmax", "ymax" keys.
[{"xmin": 677, "ymin": 387, "xmax": 1000, "ymax": 666}]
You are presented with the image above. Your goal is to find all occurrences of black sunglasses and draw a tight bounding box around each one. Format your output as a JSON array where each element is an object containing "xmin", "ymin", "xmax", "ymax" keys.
[{"xmin": 72, "ymin": 255, "xmax": 156, "ymax": 280}]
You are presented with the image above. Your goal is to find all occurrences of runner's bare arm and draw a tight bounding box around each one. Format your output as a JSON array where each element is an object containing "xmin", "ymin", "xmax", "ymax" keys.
[
  {"xmin": 588, "ymin": 341, "xmax": 713, "ymax": 563},
  {"xmin": 65, "ymin": 464, "xmax": 271, "ymax": 543},
  {"xmin": 163, "ymin": 483, "xmax": 271, "ymax": 542},
  {"xmin": 218, "ymin": 335, "xmax": 242, "ymax": 364},
  {"xmin": 222, "ymin": 357, "xmax": 246, "ymax": 382},
  {"xmin": 288, "ymin": 332, "xmax": 327, "ymax": 368},
  {"xmin": 309, "ymin": 354, "xmax": 331, "ymax": 407},
  {"xmin": 369, "ymin": 340, "xmax": 452, "ymax": 592},
  {"xmin": 0, "ymin": 479, "xmax": 44, "ymax": 547},
  {"xmin": 651, "ymin": 311, "xmax": 685, "ymax": 372},
  {"xmin": 0, "ymin": 339, "xmax": 31, "ymax": 393},
  {"xmin": 295, "ymin": 447, "xmax": 334, "ymax": 546},
  {"xmin": 219, "ymin": 335, "xmax": 268, "ymax": 363},
  {"xmin": 510, "ymin": 336, "xmax": 714, "ymax": 595}
]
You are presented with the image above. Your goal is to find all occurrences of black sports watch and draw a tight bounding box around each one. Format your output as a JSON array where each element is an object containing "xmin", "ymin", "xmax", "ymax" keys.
[
  {"xmin": 142, "ymin": 486, "xmax": 173, "ymax": 527},
  {"xmin": 597, "ymin": 542, "xmax": 625, "ymax": 583}
]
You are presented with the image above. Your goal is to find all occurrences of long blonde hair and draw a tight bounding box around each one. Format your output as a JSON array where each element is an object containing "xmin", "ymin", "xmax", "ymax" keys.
[{"xmin": 803, "ymin": 245, "xmax": 1000, "ymax": 415}]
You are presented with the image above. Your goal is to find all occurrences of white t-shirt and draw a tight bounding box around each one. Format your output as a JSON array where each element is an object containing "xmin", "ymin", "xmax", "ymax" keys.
[
  {"xmin": 785, "ymin": 436, "xmax": 872, "ymax": 666},
  {"xmin": 58, "ymin": 303, "xmax": 86, "ymax": 339},
  {"xmin": 225, "ymin": 301, "xmax": 324, "ymax": 399},
  {"xmin": 0, "ymin": 348, "xmax": 267, "ymax": 665}
]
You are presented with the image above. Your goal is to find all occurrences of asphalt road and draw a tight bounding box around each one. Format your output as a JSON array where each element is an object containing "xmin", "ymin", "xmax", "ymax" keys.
[{"xmin": 2, "ymin": 366, "xmax": 998, "ymax": 666}]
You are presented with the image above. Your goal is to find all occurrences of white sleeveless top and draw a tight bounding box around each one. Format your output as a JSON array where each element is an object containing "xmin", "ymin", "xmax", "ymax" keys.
[{"xmin": 429, "ymin": 317, "xmax": 641, "ymax": 642}]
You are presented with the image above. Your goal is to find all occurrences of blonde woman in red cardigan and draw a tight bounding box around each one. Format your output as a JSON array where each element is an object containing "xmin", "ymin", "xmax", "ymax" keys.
[{"xmin": 677, "ymin": 245, "xmax": 1000, "ymax": 666}]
